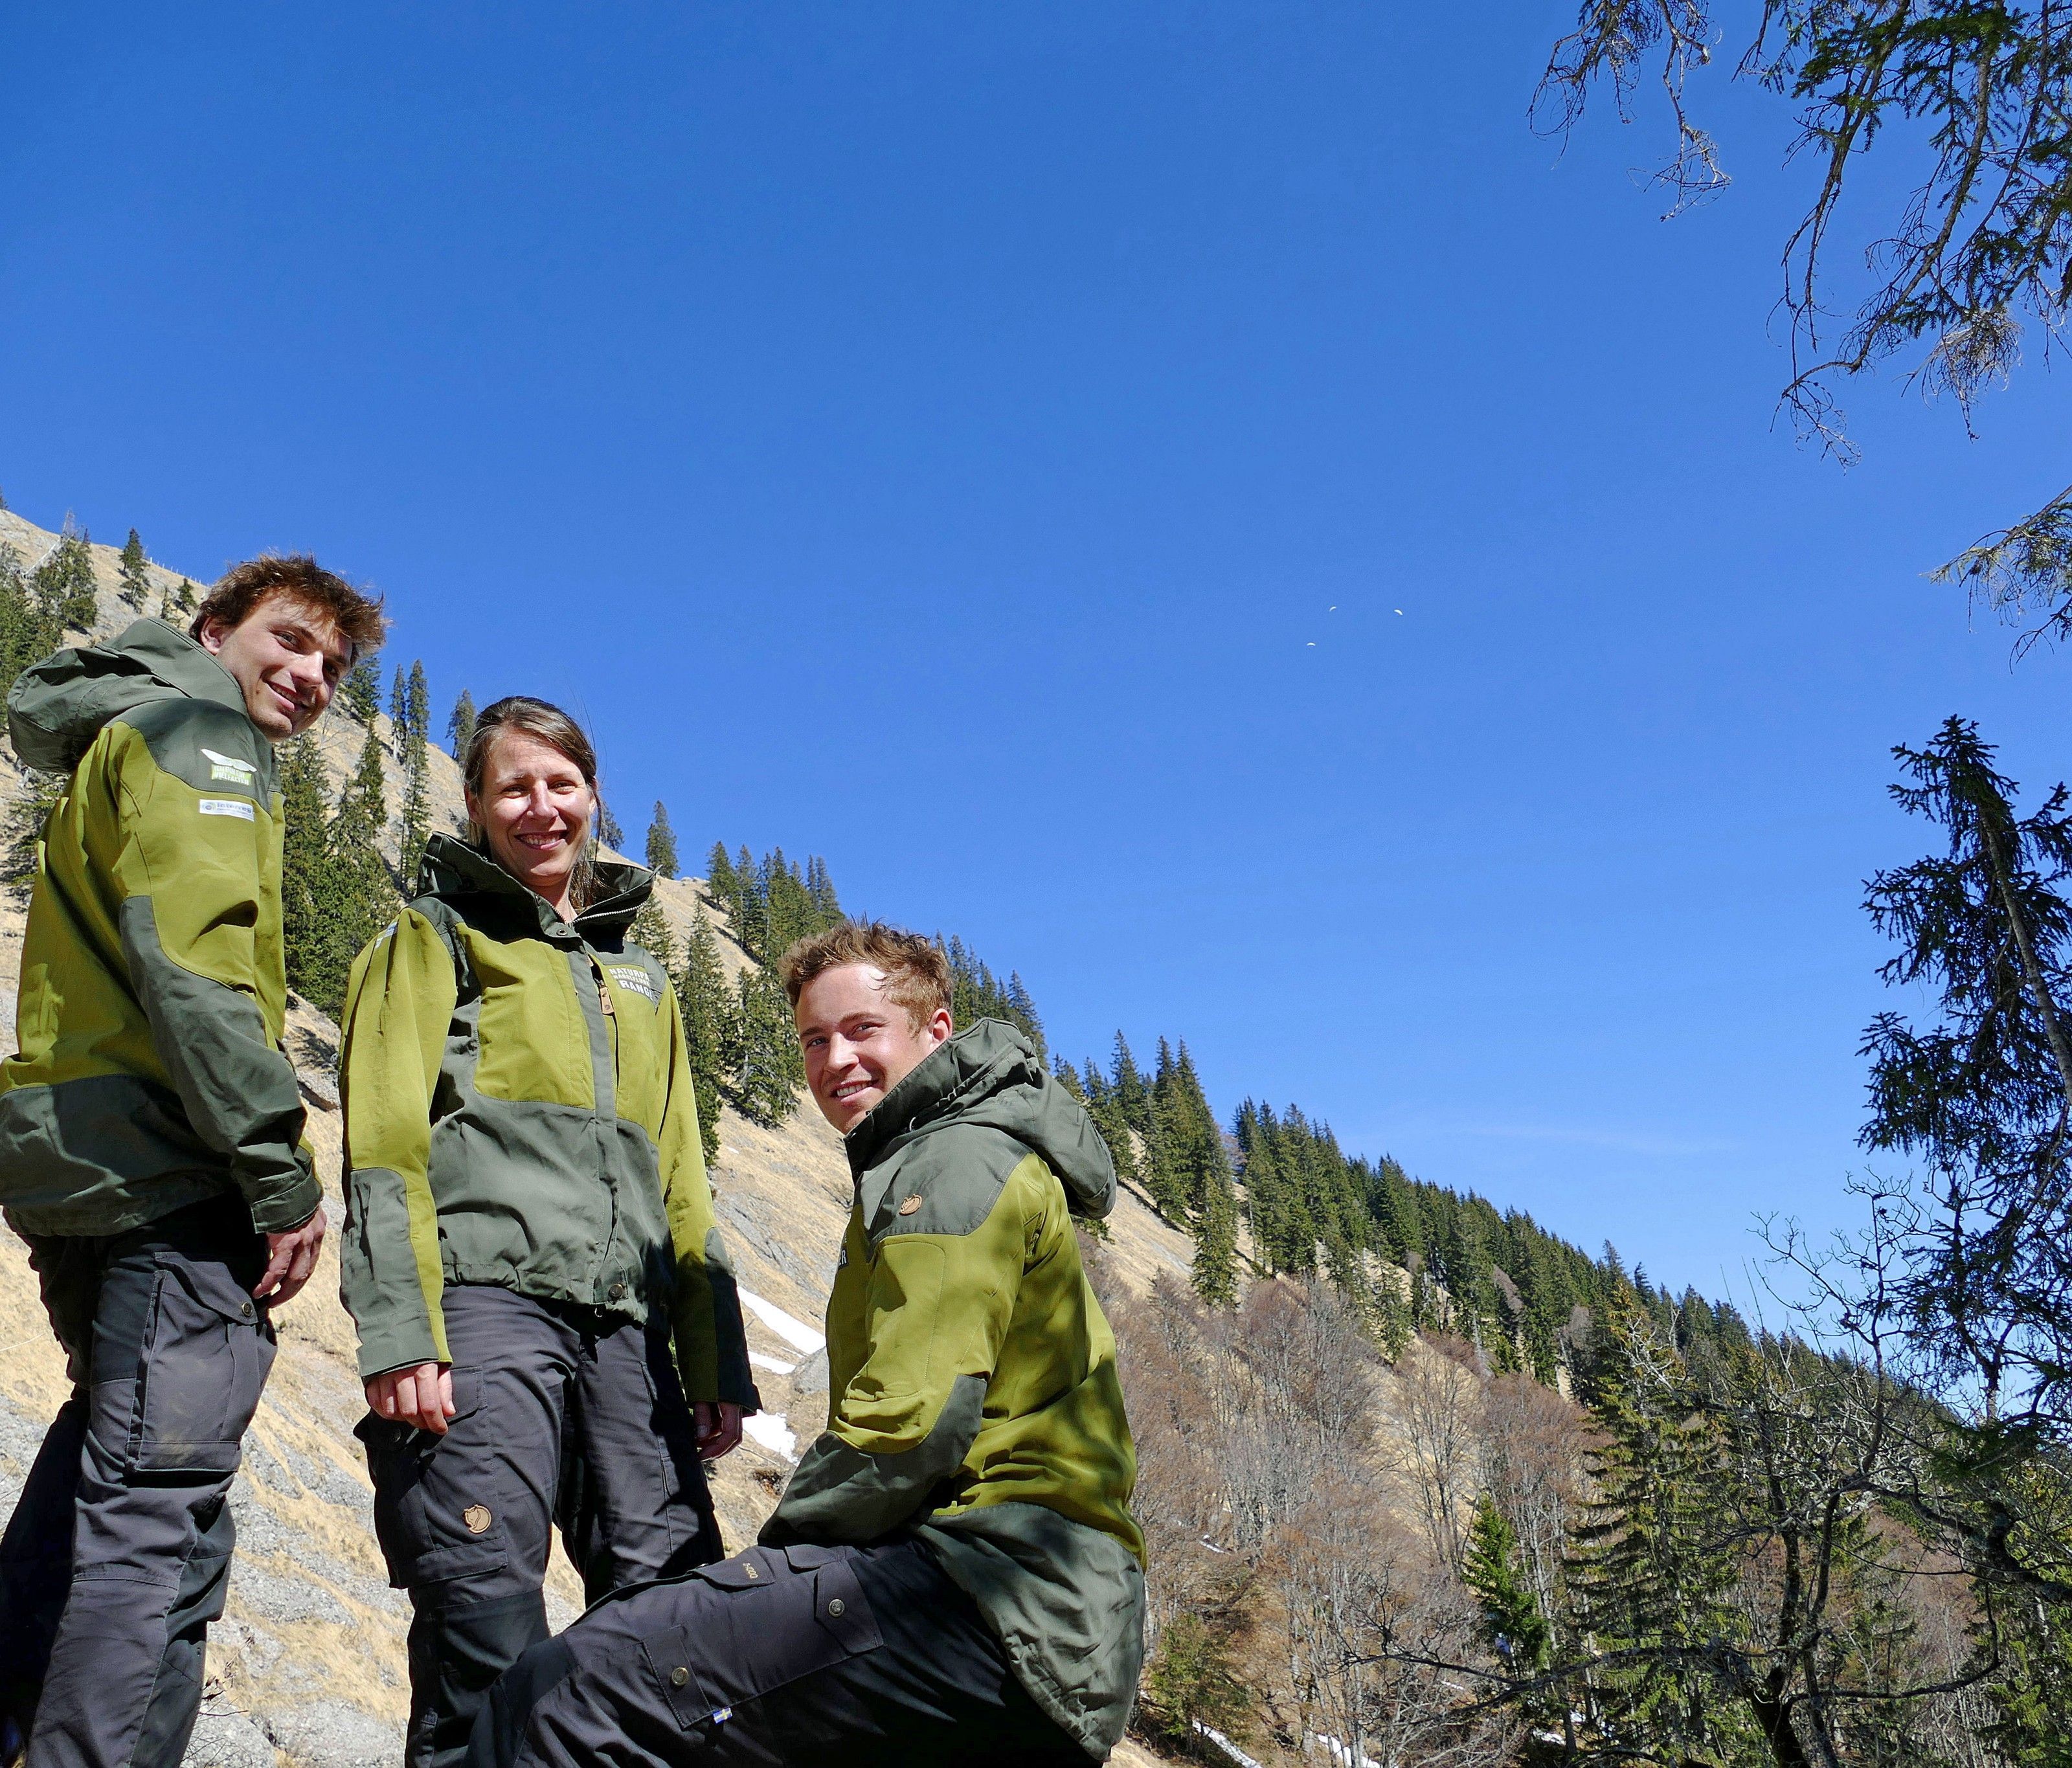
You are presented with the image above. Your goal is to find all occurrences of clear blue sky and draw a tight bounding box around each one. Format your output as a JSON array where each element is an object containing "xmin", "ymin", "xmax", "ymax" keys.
[{"xmin": 4, "ymin": 3, "xmax": 2064, "ymax": 1300}]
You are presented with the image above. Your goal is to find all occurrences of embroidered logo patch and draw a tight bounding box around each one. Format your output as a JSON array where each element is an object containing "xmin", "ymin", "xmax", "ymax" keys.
[
  {"xmin": 199, "ymin": 798, "xmax": 255, "ymax": 821},
  {"xmin": 897, "ymin": 1194, "xmax": 923, "ymax": 1216},
  {"xmin": 462, "ymin": 1505, "xmax": 493, "ymax": 1535},
  {"xmin": 605, "ymin": 965, "xmax": 659, "ymax": 1004},
  {"xmin": 202, "ymin": 746, "xmax": 257, "ymax": 785}
]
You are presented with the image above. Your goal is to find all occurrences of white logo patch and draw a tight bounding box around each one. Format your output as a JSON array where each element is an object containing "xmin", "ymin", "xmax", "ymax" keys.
[
  {"xmin": 199, "ymin": 798, "xmax": 255, "ymax": 821},
  {"xmin": 607, "ymin": 965, "xmax": 659, "ymax": 1004},
  {"xmin": 201, "ymin": 746, "xmax": 256, "ymax": 785}
]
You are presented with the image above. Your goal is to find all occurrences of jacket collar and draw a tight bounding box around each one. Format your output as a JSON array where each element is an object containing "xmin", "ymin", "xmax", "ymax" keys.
[{"xmin": 415, "ymin": 832, "xmax": 654, "ymax": 942}]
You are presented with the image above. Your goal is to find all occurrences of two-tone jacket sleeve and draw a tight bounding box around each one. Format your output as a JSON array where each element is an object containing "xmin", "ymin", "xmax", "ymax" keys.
[
  {"xmin": 761, "ymin": 1159, "xmax": 1031, "ymax": 1548},
  {"xmin": 102, "ymin": 721, "xmax": 319, "ymax": 1233},
  {"xmin": 337, "ymin": 910, "xmax": 458, "ymax": 1380},
  {"xmin": 657, "ymin": 986, "xmax": 760, "ymax": 1410}
]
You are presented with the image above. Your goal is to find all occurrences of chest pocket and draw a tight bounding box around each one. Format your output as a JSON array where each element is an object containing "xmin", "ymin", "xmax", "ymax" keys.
[{"xmin": 464, "ymin": 932, "xmax": 595, "ymax": 1107}]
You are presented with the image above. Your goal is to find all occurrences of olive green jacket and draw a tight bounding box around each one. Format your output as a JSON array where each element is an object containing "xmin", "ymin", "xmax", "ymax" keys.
[
  {"xmin": 0, "ymin": 621, "xmax": 319, "ymax": 1238},
  {"xmin": 761, "ymin": 1020, "xmax": 1145, "ymax": 1759},
  {"xmin": 337, "ymin": 834, "xmax": 756, "ymax": 1409}
]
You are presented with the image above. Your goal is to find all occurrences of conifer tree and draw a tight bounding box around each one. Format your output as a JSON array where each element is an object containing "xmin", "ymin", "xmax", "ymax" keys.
[
  {"xmin": 117, "ymin": 529, "xmax": 150, "ymax": 608},
  {"xmin": 0, "ymin": 542, "xmax": 60, "ymax": 704},
  {"xmin": 1190, "ymin": 1156, "xmax": 1240, "ymax": 1306},
  {"xmin": 597, "ymin": 802, "xmax": 624, "ymax": 850},
  {"xmin": 648, "ymin": 801, "xmax": 680, "ymax": 879},
  {"xmin": 677, "ymin": 908, "xmax": 730, "ymax": 1163},
  {"xmin": 322, "ymin": 729, "xmax": 400, "ymax": 1009},
  {"xmin": 389, "ymin": 666, "xmax": 408, "ymax": 735},
  {"xmin": 406, "ymin": 660, "xmax": 429, "ymax": 743},
  {"xmin": 729, "ymin": 965, "xmax": 800, "ymax": 1126},
  {"xmin": 1463, "ymin": 1492, "xmax": 1551, "ymax": 1672},
  {"xmin": 1109, "ymin": 1033, "xmax": 1151, "ymax": 1136},
  {"xmin": 34, "ymin": 528, "xmax": 98, "ymax": 632},
  {"xmin": 446, "ymin": 689, "xmax": 477, "ymax": 759},
  {"xmin": 1565, "ymin": 1295, "xmax": 1745, "ymax": 1759},
  {"xmin": 278, "ymin": 735, "xmax": 337, "ymax": 1003},
  {"xmin": 396, "ymin": 665, "xmax": 432, "ymax": 888},
  {"xmin": 631, "ymin": 901, "xmax": 678, "ymax": 972},
  {"xmin": 342, "ymin": 658, "xmax": 380, "ymax": 722},
  {"xmin": 706, "ymin": 842, "xmax": 739, "ymax": 916}
]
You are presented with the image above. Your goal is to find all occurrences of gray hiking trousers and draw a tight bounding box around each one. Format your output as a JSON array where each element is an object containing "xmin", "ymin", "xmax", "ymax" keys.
[
  {"xmin": 355, "ymin": 1284, "xmax": 723, "ymax": 1768},
  {"xmin": 0, "ymin": 1194, "xmax": 275, "ymax": 1768},
  {"xmin": 469, "ymin": 1537, "xmax": 1089, "ymax": 1768}
]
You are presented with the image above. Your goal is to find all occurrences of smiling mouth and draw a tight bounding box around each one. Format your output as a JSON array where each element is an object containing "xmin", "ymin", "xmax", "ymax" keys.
[{"xmin": 831, "ymin": 1080, "xmax": 876, "ymax": 1102}]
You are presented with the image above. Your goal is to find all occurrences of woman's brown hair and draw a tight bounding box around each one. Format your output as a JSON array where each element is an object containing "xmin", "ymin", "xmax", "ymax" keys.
[{"xmin": 461, "ymin": 696, "xmax": 611, "ymax": 911}]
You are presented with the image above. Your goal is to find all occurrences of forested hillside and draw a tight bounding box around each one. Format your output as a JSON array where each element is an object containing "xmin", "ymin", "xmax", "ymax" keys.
[{"xmin": 1, "ymin": 506, "xmax": 2067, "ymax": 1766}]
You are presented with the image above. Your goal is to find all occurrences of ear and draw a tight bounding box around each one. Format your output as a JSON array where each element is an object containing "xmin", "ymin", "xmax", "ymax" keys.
[
  {"xmin": 197, "ymin": 617, "xmax": 231, "ymax": 656},
  {"xmin": 927, "ymin": 1007, "xmax": 954, "ymax": 1047}
]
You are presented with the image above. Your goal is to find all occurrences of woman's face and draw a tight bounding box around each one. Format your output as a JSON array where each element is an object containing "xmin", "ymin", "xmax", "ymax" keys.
[{"xmin": 467, "ymin": 730, "xmax": 598, "ymax": 912}]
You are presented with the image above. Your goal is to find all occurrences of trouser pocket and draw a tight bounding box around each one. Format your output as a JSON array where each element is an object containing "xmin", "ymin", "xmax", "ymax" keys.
[
  {"xmin": 639, "ymin": 1545, "xmax": 884, "ymax": 1739},
  {"xmin": 92, "ymin": 1248, "xmax": 275, "ymax": 1476},
  {"xmin": 357, "ymin": 1369, "xmax": 514, "ymax": 1590}
]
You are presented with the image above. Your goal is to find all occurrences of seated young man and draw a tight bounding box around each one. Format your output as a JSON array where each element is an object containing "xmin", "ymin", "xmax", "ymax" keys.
[{"xmin": 471, "ymin": 922, "xmax": 1145, "ymax": 1767}]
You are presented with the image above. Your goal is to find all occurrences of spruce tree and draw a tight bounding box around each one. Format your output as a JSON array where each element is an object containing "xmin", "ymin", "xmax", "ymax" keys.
[
  {"xmin": 1462, "ymin": 1492, "xmax": 1551, "ymax": 1670},
  {"xmin": 1109, "ymin": 1033, "xmax": 1151, "ymax": 1136},
  {"xmin": 310, "ymin": 729, "xmax": 401, "ymax": 1016},
  {"xmin": 406, "ymin": 660, "xmax": 429, "ymax": 743},
  {"xmin": 706, "ymin": 842, "xmax": 739, "ymax": 916},
  {"xmin": 389, "ymin": 666, "xmax": 408, "ymax": 735},
  {"xmin": 1190, "ymin": 1158, "xmax": 1240, "ymax": 1306},
  {"xmin": 278, "ymin": 735, "xmax": 337, "ymax": 1004},
  {"xmin": 397, "ymin": 667, "xmax": 432, "ymax": 888},
  {"xmin": 0, "ymin": 542, "xmax": 59, "ymax": 703},
  {"xmin": 342, "ymin": 658, "xmax": 381, "ymax": 722},
  {"xmin": 631, "ymin": 901, "xmax": 679, "ymax": 972},
  {"xmin": 677, "ymin": 909, "xmax": 731, "ymax": 1163},
  {"xmin": 597, "ymin": 801, "xmax": 625, "ymax": 850},
  {"xmin": 1565, "ymin": 1295, "xmax": 1745, "ymax": 1759},
  {"xmin": 446, "ymin": 689, "xmax": 477, "ymax": 758},
  {"xmin": 34, "ymin": 528, "xmax": 98, "ymax": 632},
  {"xmin": 730, "ymin": 965, "xmax": 799, "ymax": 1126},
  {"xmin": 647, "ymin": 801, "xmax": 680, "ymax": 879},
  {"xmin": 118, "ymin": 529, "xmax": 150, "ymax": 609}
]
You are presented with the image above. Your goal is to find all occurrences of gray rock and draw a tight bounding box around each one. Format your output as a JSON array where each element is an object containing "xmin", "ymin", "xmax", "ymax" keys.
[{"xmin": 259, "ymin": 1701, "xmax": 400, "ymax": 1768}]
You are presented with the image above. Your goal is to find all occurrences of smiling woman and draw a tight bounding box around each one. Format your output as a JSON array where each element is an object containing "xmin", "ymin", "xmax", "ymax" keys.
[{"xmin": 333, "ymin": 691, "xmax": 759, "ymax": 1768}]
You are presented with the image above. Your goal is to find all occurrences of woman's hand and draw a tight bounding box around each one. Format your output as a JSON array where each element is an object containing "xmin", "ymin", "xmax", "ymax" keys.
[
  {"xmin": 366, "ymin": 1362, "xmax": 455, "ymax": 1433},
  {"xmin": 694, "ymin": 1401, "xmax": 743, "ymax": 1461}
]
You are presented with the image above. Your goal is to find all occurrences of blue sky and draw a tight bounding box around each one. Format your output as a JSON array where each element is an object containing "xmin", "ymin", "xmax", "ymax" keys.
[{"xmin": 3, "ymin": 3, "xmax": 2064, "ymax": 1299}]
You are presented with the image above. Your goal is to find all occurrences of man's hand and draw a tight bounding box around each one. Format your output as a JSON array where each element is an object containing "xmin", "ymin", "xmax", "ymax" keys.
[
  {"xmin": 366, "ymin": 1362, "xmax": 455, "ymax": 1433},
  {"xmin": 255, "ymin": 1205, "xmax": 327, "ymax": 1306},
  {"xmin": 695, "ymin": 1402, "xmax": 744, "ymax": 1461}
]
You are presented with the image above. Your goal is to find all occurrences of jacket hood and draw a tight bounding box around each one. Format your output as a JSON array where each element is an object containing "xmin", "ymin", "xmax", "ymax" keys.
[
  {"xmin": 846, "ymin": 1018, "xmax": 1118, "ymax": 1219},
  {"xmin": 6, "ymin": 620, "xmax": 253, "ymax": 773},
  {"xmin": 415, "ymin": 831, "xmax": 655, "ymax": 942}
]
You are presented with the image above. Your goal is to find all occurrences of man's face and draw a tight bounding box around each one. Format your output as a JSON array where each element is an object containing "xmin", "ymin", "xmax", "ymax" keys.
[
  {"xmin": 198, "ymin": 595, "xmax": 352, "ymax": 743},
  {"xmin": 796, "ymin": 963, "xmax": 952, "ymax": 1135}
]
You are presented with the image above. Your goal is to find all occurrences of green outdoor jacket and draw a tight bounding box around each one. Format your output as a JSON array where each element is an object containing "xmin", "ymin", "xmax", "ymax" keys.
[
  {"xmin": 337, "ymin": 834, "xmax": 756, "ymax": 1409},
  {"xmin": 0, "ymin": 620, "xmax": 319, "ymax": 1238},
  {"xmin": 761, "ymin": 1020, "xmax": 1146, "ymax": 1760}
]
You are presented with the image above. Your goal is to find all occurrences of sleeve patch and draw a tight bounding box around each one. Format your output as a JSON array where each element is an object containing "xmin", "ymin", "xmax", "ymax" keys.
[
  {"xmin": 202, "ymin": 746, "xmax": 259, "ymax": 785},
  {"xmin": 199, "ymin": 798, "xmax": 257, "ymax": 821}
]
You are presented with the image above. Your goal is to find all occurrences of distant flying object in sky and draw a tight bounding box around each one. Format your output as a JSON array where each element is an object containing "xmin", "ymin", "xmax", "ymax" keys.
[{"xmin": 1395, "ymin": 609, "xmax": 1403, "ymax": 615}]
